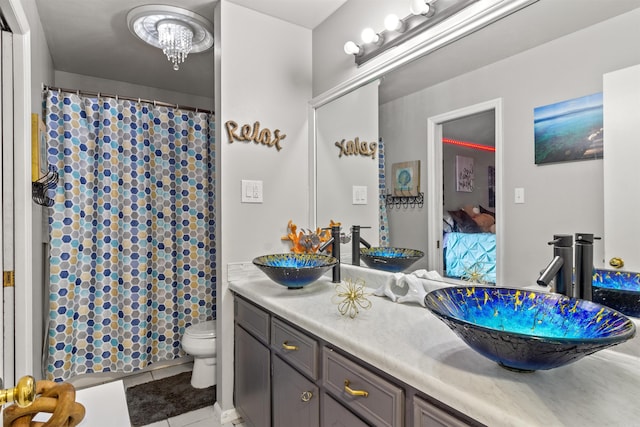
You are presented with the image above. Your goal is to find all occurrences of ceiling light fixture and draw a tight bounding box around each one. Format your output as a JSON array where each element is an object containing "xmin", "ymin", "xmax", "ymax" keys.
[
  {"xmin": 344, "ymin": 0, "xmax": 478, "ymax": 66},
  {"xmin": 127, "ymin": 5, "xmax": 213, "ymax": 71}
]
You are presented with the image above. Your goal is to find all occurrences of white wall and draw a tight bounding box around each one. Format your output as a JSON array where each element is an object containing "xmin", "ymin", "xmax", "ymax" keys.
[
  {"xmin": 380, "ymin": 8, "xmax": 640, "ymax": 285},
  {"xmin": 216, "ymin": 0, "xmax": 312, "ymax": 415},
  {"xmin": 54, "ymin": 71, "xmax": 214, "ymax": 111},
  {"xmin": 21, "ymin": 0, "xmax": 55, "ymax": 380}
]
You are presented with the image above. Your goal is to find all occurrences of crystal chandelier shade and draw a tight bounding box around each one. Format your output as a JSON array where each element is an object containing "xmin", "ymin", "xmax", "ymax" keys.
[
  {"xmin": 127, "ymin": 5, "xmax": 213, "ymax": 72},
  {"xmin": 157, "ymin": 20, "xmax": 194, "ymax": 71}
]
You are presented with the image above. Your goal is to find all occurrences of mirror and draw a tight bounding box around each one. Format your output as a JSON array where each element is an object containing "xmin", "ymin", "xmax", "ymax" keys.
[
  {"xmin": 316, "ymin": 81, "xmax": 380, "ymax": 265},
  {"xmin": 313, "ymin": 2, "xmax": 640, "ymax": 283}
]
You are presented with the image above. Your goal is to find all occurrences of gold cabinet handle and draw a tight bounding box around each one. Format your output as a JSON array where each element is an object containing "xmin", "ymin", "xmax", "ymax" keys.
[
  {"xmin": 300, "ymin": 391, "xmax": 313, "ymax": 402},
  {"xmin": 344, "ymin": 380, "xmax": 368, "ymax": 398},
  {"xmin": 282, "ymin": 341, "xmax": 298, "ymax": 351},
  {"xmin": 609, "ymin": 257, "xmax": 625, "ymax": 269},
  {"xmin": 0, "ymin": 375, "xmax": 36, "ymax": 407}
]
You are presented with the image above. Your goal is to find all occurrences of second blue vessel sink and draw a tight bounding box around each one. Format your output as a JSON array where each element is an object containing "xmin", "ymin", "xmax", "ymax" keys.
[
  {"xmin": 593, "ymin": 269, "xmax": 640, "ymax": 318},
  {"xmin": 425, "ymin": 286, "xmax": 636, "ymax": 371},
  {"xmin": 360, "ymin": 247, "xmax": 424, "ymax": 272}
]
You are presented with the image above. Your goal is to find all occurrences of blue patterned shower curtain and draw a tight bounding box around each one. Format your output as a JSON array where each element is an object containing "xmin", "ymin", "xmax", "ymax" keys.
[{"xmin": 45, "ymin": 91, "xmax": 216, "ymax": 382}]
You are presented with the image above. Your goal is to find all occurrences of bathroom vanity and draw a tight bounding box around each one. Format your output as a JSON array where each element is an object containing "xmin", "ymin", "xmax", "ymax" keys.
[{"xmin": 230, "ymin": 275, "xmax": 640, "ymax": 426}]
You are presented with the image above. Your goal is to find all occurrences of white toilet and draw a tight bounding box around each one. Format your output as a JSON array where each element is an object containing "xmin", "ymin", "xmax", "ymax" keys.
[{"xmin": 182, "ymin": 320, "xmax": 217, "ymax": 389}]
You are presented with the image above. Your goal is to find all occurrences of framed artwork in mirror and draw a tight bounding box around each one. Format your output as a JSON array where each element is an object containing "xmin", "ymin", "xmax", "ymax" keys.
[
  {"xmin": 456, "ymin": 155, "xmax": 474, "ymax": 192},
  {"xmin": 392, "ymin": 160, "xmax": 420, "ymax": 196}
]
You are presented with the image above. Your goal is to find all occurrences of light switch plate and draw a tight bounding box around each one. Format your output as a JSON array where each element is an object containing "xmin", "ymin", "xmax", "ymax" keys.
[
  {"xmin": 514, "ymin": 187, "xmax": 525, "ymax": 204},
  {"xmin": 242, "ymin": 180, "xmax": 263, "ymax": 203},
  {"xmin": 353, "ymin": 186, "xmax": 367, "ymax": 205}
]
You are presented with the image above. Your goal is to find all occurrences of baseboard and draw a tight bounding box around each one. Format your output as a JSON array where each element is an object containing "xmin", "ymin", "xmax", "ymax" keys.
[{"xmin": 214, "ymin": 402, "xmax": 242, "ymax": 424}]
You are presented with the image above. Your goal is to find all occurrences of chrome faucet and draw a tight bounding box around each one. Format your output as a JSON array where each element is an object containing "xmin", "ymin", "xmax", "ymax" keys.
[
  {"xmin": 319, "ymin": 225, "xmax": 342, "ymax": 283},
  {"xmin": 537, "ymin": 234, "xmax": 573, "ymax": 296},
  {"xmin": 351, "ymin": 225, "xmax": 371, "ymax": 266}
]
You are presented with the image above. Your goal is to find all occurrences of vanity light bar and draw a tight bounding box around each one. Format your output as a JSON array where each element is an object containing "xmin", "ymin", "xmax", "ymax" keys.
[
  {"xmin": 345, "ymin": 0, "xmax": 478, "ymax": 66},
  {"xmin": 443, "ymin": 137, "xmax": 495, "ymax": 152}
]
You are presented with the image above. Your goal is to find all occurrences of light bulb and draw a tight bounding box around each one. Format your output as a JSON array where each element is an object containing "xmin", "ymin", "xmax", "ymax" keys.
[
  {"xmin": 410, "ymin": 0, "xmax": 436, "ymax": 17},
  {"xmin": 343, "ymin": 41, "xmax": 362, "ymax": 56},
  {"xmin": 384, "ymin": 14, "xmax": 404, "ymax": 32},
  {"xmin": 361, "ymin": 27, "xmax": 380, "ymax": 44}
]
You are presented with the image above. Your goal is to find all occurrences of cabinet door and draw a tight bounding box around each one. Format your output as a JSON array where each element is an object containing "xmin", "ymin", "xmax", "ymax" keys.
[
  {"xmin": 322, "ymin": 394, "xmax": 370, "ymax": 427},
  {"xmin": 235, "ymin": 325, "xmax": 271, "ymax": 427},
  {"xmin": 273, "ymin": 355, "xmax": 319, "ymax": 427}
]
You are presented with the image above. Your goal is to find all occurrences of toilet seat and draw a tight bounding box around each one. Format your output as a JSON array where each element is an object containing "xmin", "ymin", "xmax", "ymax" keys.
[{"xmin": 185, "ymin": 320, "xmax": 216, "ymax": 339}]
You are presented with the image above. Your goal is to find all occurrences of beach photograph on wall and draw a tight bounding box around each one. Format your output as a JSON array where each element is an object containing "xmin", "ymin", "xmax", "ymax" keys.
[{"xmin": 534, "ymin": 92, "xmax": 603, "ymax": 165}]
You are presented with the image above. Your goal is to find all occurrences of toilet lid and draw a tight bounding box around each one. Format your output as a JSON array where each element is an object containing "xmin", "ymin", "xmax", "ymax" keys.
[{"xmin": 185, "ymin": 320, "xmax": 216, "ymax": 338}]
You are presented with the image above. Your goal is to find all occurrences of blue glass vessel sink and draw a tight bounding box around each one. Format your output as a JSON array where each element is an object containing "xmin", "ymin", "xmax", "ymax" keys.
[
  {"xmin": 593, "ymin": 269, "xmax": 640, "ymax": 317},
  {"xmin": 425, "ymin": 286, "xmax": 636, "ymax": 371},
  {"xmin": 252, "ymin": 253, "xmax": 338, "ymax": 289},
  {"xmin": 360, "ymin": 247, "xmax": 424, "ymax": 272}
]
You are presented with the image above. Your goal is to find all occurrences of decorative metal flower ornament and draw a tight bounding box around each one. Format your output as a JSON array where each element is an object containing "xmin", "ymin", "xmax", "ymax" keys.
[{"xmin": 332, "ymin": 278, "xmax": 372, "ymax": 319}]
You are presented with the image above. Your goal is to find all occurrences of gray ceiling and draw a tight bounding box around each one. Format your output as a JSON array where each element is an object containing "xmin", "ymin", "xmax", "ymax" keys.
[
  {"xmin": 35, "ymin": 0, "xmax": 216, "ymax": 98},
  {"xmin": 34, "ymin": 0, "xmax": 347, "ymax": 100}
]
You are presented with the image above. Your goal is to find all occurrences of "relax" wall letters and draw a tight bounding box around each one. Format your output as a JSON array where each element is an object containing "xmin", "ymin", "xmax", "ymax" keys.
[
  {"xmin": 225, "ymin": 120, "xmax": 287, "ymax": 151},
  {"xmin": 335, "ymin": 137, "xmax": 377, "ymax": 159}
]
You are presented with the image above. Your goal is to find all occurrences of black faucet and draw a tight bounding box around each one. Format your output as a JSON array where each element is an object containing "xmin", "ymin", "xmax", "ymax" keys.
[
  {"xmin": 319, "ymin": 225, "xmax": 342, "ymax": 283},
  {"xmin": 537, "ymin": 233, "xmax": 601, "ymax": 300},
  {"xmin": 574, "ymin": 233, "xmax": 601, "ymax": 300},
  {"xmin": 537, "ymin": 234, "xmax": 573, "ymax": 297},
  {"xmin": 351, "ymin": 225, "xmax": 371, "ymax": 266}
]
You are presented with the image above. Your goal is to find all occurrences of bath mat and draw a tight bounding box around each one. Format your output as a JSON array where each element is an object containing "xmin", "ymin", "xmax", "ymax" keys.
[{"xmin": 126, "ymin": 371, "xmax": 215, "ymax": 426}]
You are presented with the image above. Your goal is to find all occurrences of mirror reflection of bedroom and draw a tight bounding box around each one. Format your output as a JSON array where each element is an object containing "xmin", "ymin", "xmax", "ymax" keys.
[{"xmin": 441, "ymin": 110, "xmax": 496, "ymax": 284}]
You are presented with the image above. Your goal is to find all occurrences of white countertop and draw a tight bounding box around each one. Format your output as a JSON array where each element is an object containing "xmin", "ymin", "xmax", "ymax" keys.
[{"xmin": 230, "ymin": 267, "xmax": 640, "ymax": 427}]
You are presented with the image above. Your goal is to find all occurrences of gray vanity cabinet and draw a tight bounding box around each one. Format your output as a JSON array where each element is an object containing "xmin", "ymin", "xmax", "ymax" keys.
[{"xmin": 233, "ymin": 294, "xmax": 479, "ymax": 427}]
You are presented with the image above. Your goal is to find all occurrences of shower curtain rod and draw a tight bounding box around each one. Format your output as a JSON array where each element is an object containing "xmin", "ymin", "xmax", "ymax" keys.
[{"xmin": 42, "ymin": 84, "xmax": 214, "ymax": 116}]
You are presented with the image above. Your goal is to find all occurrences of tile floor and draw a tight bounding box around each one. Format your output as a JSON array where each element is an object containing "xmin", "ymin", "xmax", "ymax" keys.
[{"xmin": 68, "ymin": 363, "xmax": 246, "ymax": 427}]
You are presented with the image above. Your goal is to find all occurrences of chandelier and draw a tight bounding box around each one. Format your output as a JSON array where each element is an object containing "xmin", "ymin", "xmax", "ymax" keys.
[
  {"xmin": 127, "ymin": 5, "xmax": 213, "ymax": 71},
  {"xmin": 157, "ymin": 20, "xmax": 194, "ymax": 70}
]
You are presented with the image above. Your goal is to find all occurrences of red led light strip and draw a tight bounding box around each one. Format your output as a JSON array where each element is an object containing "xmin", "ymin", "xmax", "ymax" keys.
[{"xmin": 442, "ymin": 137, "xmax": 495, "ymax": 152}]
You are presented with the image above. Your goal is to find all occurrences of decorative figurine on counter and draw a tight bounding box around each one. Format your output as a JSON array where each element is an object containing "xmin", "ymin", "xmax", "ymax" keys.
[
  {"xmin": 282, "ymin": 219, "xmax": 341, "ymax": 254},
  {"xmin": 373, "ymin": 269, "xmax": 445, "ymax": 307}
]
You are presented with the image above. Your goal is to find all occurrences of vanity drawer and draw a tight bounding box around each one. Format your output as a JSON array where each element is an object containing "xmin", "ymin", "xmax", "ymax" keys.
[
  {"xmin": 412, "ymin": 395, "xmax": 472, "ymax": 427},
  {"xmin": 323, "ymin": 348, "xmax": 404, "ymax": 427},
  {"xmin": 235, "ymin": 296, "xmax": 270, "ymax": 344},
  {"xmin": 271, "ymin": 317, "xmax": 319, "ymax": 380}
]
